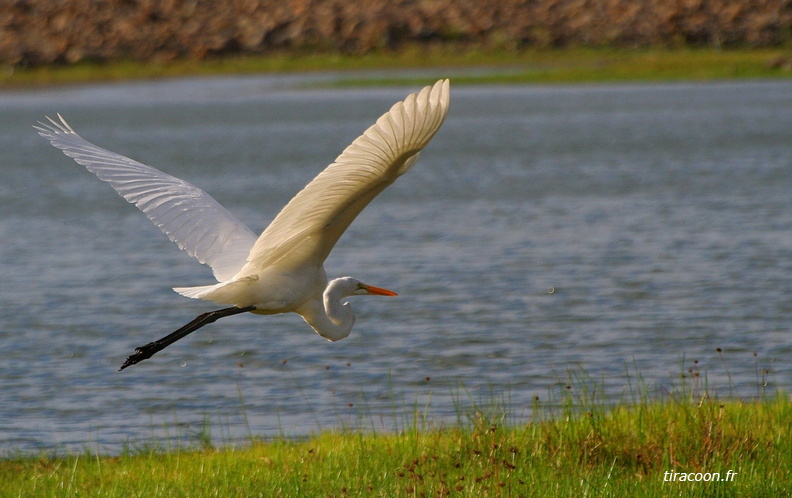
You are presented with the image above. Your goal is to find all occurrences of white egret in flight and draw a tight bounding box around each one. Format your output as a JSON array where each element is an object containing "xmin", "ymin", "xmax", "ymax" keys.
[{"xmin": 36, "ymin": 79, "xmax": 450, "ymax": 370}]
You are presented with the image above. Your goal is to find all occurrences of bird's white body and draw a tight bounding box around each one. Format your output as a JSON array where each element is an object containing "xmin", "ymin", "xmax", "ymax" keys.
[{"xmin": 36, "ymin": 79, "xmax": 450, "ymax": 349}]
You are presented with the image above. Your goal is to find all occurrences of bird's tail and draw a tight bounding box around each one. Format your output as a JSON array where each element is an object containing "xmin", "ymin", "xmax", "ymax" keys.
[
  {"xmin": 173, "ymin": 284, "xmax": 219, "ymax": 299},
  {"xmin": 173, "ymin": 274, "xmax": 260, "ymax": 305}
]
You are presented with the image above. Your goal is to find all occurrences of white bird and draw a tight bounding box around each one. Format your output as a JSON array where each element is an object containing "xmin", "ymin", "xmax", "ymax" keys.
[{"xmin": 36, "ymin": 79, "xmax": 450, "ymax": 370}]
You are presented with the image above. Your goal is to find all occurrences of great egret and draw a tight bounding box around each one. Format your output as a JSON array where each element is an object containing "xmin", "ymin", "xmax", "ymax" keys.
[{"xmin": 36, "ymin": 79, "xmax": 450, "ymax": 370}]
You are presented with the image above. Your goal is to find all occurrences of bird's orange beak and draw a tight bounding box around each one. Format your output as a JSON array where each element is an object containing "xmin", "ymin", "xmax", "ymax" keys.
[{"xmin": 363, "ymin": 284, "xmax": 398, "ymax": 296}]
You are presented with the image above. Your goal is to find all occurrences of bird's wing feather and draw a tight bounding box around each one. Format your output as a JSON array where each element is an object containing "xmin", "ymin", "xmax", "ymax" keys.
[
  {"xmin": 246, "ymin": 79, "xmax": 450, "ymax": 271},
  {"xmin": 35, "ymin": 115, "xmax": 257, "ymax": 282}
]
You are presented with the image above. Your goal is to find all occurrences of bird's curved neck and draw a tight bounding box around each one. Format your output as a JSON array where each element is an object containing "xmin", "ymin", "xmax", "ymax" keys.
[{"xmin": 298, "ymin": 281, "xmax": 355, "ymax": 342}]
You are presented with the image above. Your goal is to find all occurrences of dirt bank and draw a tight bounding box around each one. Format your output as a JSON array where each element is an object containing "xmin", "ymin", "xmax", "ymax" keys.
[{"xmin": 2, "ymin": 0, "xmax": 790, "ymax": 67}]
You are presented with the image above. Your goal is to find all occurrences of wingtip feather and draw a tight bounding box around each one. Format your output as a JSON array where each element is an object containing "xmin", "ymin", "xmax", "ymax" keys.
[{"xmin": 34, "ymin": 113, "xmax": 77, "ymax": 137}]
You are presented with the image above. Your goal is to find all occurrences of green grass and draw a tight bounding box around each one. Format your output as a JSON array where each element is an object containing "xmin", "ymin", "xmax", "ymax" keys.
[
  {"xmin": 2, "ymin": 45, "xmax": 791, "ymax": 88},
  {"xmin": 2, "ymin": 370, "xmax": 789, "ymax": 497}
]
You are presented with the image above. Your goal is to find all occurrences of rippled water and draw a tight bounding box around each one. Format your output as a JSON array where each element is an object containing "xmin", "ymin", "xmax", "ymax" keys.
[{"xmin": 1, "ymin": 76, "xmax": 791, "ymax": 454}]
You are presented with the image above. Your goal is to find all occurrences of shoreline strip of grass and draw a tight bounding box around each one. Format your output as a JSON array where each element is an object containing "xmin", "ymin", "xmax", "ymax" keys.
[
  {"xmin": 3, "ymin": 46, "xmax": 791, "ymax": 89},
  {"xmin": 1, "ymin": 391, "xmax": 789, "ymax": 496}
]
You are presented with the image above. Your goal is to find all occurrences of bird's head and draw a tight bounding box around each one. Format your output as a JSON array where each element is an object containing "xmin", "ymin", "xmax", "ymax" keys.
[
  {"xmin": 356, "ymin": 281, "xmax": 398, "ymax": 297},
  {"xmin": 332, "ymin": 276, "xmax": 398, "ymax": 297}
]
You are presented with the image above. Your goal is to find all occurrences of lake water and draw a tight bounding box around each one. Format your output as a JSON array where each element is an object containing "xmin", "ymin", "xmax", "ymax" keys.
[{"xmin": 1, "ymin": 75, "xmax": 791, "ymax": 454}]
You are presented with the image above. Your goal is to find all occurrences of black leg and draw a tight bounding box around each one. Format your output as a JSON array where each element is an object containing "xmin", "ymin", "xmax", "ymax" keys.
[{"xmin": 119, "ymin": 305, "xmax": 256, "ymax": 371}]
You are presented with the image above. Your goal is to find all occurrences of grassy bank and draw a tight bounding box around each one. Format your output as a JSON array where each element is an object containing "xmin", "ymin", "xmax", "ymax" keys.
[
  {"xmin": 3, "ymin": 46, "xmax": 792, "ymax": 88},
  {"xmin": 2, "ymin": 387, "xmax": 789, "ymax": 496}
]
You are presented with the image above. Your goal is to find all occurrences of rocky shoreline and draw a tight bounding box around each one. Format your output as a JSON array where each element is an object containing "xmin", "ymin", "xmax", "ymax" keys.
[{"xmin": 2, "ymin": 0, "xmax": 790, "ymax": 67}]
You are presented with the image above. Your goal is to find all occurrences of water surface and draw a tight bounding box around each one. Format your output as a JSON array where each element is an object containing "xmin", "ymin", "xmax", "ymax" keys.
[{"xmin": 1, "ymin": 76, "xmax": 790, "ymax": 454}]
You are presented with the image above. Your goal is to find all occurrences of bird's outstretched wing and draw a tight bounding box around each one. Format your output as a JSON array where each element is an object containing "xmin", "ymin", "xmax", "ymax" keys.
[
  {"xmin": 35, "ymin": 115, "xmax": 257, "ymax": 282},
  {"xmin": 245, "ymin": 79, "xmax": 450, "ymax": 271}
]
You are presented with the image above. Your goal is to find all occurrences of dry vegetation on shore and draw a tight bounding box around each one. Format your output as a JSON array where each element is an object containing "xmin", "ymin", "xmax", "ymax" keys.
[{"xmin": 2, "ymin": 0, "xmax": 791, "ymax": 68}]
